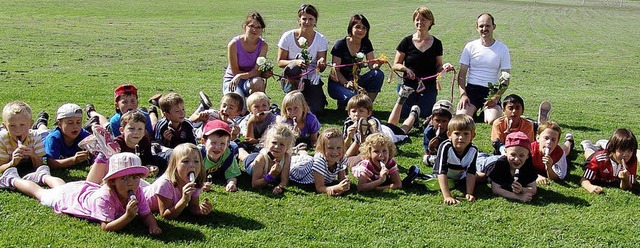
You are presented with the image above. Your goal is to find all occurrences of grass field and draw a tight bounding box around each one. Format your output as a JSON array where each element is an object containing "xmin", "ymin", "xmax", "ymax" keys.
[{"xmin": 1, "ymin": 0, "xmax": 640, "ymax": 246}]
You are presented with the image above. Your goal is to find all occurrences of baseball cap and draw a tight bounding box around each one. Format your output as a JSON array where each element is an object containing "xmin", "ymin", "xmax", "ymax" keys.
[
  {"xmin": 203, "ymin": 120, "xmax": 231, "ymax": 137},
  {"xmin": 114, "ymin": 84, "xmax": 138, "ymax": 101},
  {"xmin": 432, "ymin": 100, "xmax": 454, "ymax": 115},
  {"xmin": 505, "ymin": 131, "xmax": 531, "ymax": 151},
  {"xmin": 56, "ymin": 103, "xmax": 83, "ymax": 120}
]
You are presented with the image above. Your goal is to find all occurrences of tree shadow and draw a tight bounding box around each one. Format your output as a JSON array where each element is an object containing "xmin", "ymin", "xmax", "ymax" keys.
[{"xmin": 531, "ymin": 188, "xmax": 590, "ymax": 206}]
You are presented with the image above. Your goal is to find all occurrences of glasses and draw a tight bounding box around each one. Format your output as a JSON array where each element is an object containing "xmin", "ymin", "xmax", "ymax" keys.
[{"xmin": 247, "ymin": 25, "xmax": 263, "ymax": 30}]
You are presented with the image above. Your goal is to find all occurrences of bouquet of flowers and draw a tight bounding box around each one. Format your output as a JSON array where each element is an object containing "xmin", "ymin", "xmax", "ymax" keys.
[
  {"xmin": 485, "ymin": 71, "xmax": 511, "ymax": 101},
  {"xmin": 295, "ymin": 36, "xmax": 312, "ymax": 65},
  {"xmin": 256, "ymin": 56, "xmax": 274, "ymax": 78}
]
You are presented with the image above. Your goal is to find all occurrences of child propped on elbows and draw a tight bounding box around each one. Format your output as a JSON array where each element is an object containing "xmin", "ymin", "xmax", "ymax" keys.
[
  {"xmin": 153, "ymin": 92, "xmax": 196, "ymax": 149},
  {"xmin": 189, "ymin": 92, "xmax": 244, "ymax": 139},
  {"xmin": 143, "ymin": 143, "xmax": 212, "ymax": 219},
  {"xmin": 44, "ymin": 103, "xmax": 92, "ymax": 169},
  {"xmin": 489, "ymin": 131, "xmax": 537, "ymax": 203},
  {"xmin": 580, "ymin": 128, "xmax": 637, "ymax": 194},
  {"xmin": 530, "ymin": 121, "xmax": 572, "ymax": 185},
  {"xmin": 422, "ymin": 100, "xmax": 454, "ymax": 166},
  {"xmin": 352, "ymin": 133, "xmax": 402, "ymax": 192}
]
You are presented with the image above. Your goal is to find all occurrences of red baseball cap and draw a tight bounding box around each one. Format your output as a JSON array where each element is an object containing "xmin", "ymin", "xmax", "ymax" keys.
[
  {"xmin": 203, "ymin": 120, "xmax": 231, "ymax": 137},
  {"xmin": 505, "ymin": 131, "xmax": 531, "ymax": 151},
  {"xmin": 114, "ymin": 84, "xmax": 138, "ymax": 101}
]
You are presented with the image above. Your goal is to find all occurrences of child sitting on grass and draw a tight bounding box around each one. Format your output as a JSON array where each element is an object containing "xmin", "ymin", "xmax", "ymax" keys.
[
  {"xmin": 153, "ymin": 92, "xmax": 196, "ymax": 148},
  {"xmin": 0, "ymin": 152, "xmax": 161, "ymax": 235},
  {"xmin": 241, "ymin": 123, "xmax": 295, "ymax": 195},
  {"xmin": 143, "ymin": 143, "xmax": 212, "ymax": 219},
  {"xmin": 489, "ymin": 131, "xmax": 537, "ymax": 203},
  {"xmin": 199, "ymin": 120, "xmax": 241, "ymax": 192},
  {"xmin": 422, "ymin": 100, "xmax": 454, "ymax": 166},
  {"xmin": 580, "ymin": 128, "xmax": 637, "ymax": 194},
  {"xmin": 278, "ymin": 90, "xmax": 320, "ymax": 148},
  {"xmin": 288, "ymin": 128, "xmax": 350, "ymax": 196},
  {"xmin": 44, "ymin": 103, "xmax": 92, "ymax": 168},
  {"xmin": 189, "ymin": 92, "xmax": 244, "ymax": 139},
  {"xmin": 238, "ymin": 92, "xmax": 277, "ymax": 152},
  {"xmin": 0, "ymin": 101, "xmax": 65, "ymax": 189},
  {"xmin": 491, "ymin": 94, "xmax": 534, "ymax": 154},
  {"xmin": 352, "ymin": 133, "xmax": 402, "ymax": 192}
]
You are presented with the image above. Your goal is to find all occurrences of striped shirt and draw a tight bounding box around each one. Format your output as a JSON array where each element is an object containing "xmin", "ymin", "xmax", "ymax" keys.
[
  {"xmin": 311, "ymin": 153, "xmax": 347, "ymax": 185},
  {"xmin": 433, "ymin": 139, "xmax": 478, "ymax": 180},
  {"xmin": 0, "ymin": 130, "xmax": 46, "ymax": 173},
  {"xmin": 583, "ymin": 150, "xmax": 636, "ymax": 184}
]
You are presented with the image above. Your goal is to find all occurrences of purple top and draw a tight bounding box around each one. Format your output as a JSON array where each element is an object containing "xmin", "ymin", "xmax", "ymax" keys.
[
  {"xmin": 224, "ymin": 36, "xmax": 264, "ymax": 78},
  {"xmin": 284, "ymin": 112, "xmax": 320, "ymax": 138},
  {"xmin": 143, "ymin": 174, "xmax": 202, "ymax": 213}
]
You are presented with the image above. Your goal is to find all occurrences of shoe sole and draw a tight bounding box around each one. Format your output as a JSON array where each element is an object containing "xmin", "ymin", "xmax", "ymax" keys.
[
  {"xmin": 199, "ymin": 91, "xmax": 212, "ymax": 109},
  {"xmin": 538, "ymin": 101, "xmax": 552, "ymax": 124}
]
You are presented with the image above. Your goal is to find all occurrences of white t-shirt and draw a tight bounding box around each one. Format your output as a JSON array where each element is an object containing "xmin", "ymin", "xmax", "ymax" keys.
[
  {"xmin": 459, "ymin": 39, "xmax": 511, "ymax": 87},
  {"xmin": 277, "ymin": 29, "xmax": 328, "ymax": 85}
]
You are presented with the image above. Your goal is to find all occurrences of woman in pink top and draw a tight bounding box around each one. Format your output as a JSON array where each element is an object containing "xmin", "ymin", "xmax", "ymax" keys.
[
  {"xmin": 222, "ymin": 12, "xmax": 270, "ymax": 98},
  {"xmin": 0, "ymin": 153, "xmax": 161, "ymax": 234}
]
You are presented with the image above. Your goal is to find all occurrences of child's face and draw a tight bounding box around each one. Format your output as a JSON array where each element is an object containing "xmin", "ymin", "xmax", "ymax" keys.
[
  {"xmin": 323, "ymin": 137, "xmax": 344, "ymax": 165},
  {"xmin": 285, "ymin": 102, "xmax": 303, "ymax": 120},
  {"xmin": 219, "ymin": 98, "xmax": 242, "ymax": 120},
  {"xmin": 349, "ymin": 107, "xmax": 371, "ymax": 121},
  {"xmin": 116, "ymin": 94, "xmax": 138, "ymax": 113},
  {"xmin": 536, "ymin": 128, "xmax": 559, "ymax": 153},
  {"xmin": 112, "ymin": 174, "xmax": 141, "ymax": 199},
  {"xmin": 505, "ymin": 146, "xmax": 530, "ymax": 169},
  {"xmin": 163, "ymin": 103, "xmax": 186, "ymax": 123},
  {"xmin": 176, "ymin": 151, "xmax": 202, "ymax": 184},
  {"xmin": 249, "ymin": 99, "xmax": 270, "ymax": 121},
  {"xmin": 431, "ymin": 115, "xmax": 450, "ymax": 134},
  {"xmin": 503, "ymin": 102, "xmax": 523, "ymax": 120},
  {"xmin": 614, "ymin": 149, "xmax": 634, "ymax": 165},
  {"xmin": 58, "ymin": 117, "xmax": 83, "ymax": 140},
  {"xmin": 121, "ymin": 121, "xmax": 145, "ymax": 146},
  {"xmin": 370, "ymin": 144, "xmax": 390, "ymax": 166},
  {"xmin": 266, "ymin": 136, "xmax": 288, "ymax": 158},
  {"xmin": 448, "ymin": 129, "xmax": 475, "ymax": 151},
  {"xmin": 203, "ymin": 134, "xmax": 230, "ymax": 161},
  {"xmin": 3, "ymin": 112, "xmax": 33, "ymax": 140}
]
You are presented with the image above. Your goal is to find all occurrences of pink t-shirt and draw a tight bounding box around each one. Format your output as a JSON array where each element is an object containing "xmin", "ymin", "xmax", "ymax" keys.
[
  {"xmin": 48, "ymin": 181, "xmax": 150, "ymax": 222},
  {"xmin": 143, "ymin": 174, "xmax": 202, "ymax": 213},
  {"xmin": 352, "ymin": 159, "xmax": 399, "ymax": 181}
]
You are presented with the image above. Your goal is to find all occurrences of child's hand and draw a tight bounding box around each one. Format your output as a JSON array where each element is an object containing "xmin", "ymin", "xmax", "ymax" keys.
[
  {"xmin": 346, "ymin": 124, "xmax": 357, "ymax": 139},
  {"xmin": 379, "ymin": 164, "xmax": 389, "ymax": 181},
  {"xmin": 443, "ymin": 196, "xmax": 460, "ymax": 205},
  {"xmin": 162, "ymin": 129, "xmax": 174, "ymax": 141},
  {"xmin": 465, "ymin": 194, "xmax": 476, "ymax": 202},
  {"xmin": 518, "ymin": 192, "xmax": 533, "ymax": 202},
  {"xmin": 512, "ymin": 181, "xmax": 523, "ymax": 194},
  {"xmin": 225, "ymin": 181, "xmax": 237, "ymax": 192},
  {"xmin": 202, "ymin": 182, "xmax": 213, "ymax": 192},
  {"xmin": 125, "ymin": 197, "xmax": 139, "ymax": 218},
  {"xmin": 618, "ymin": 170, "xmax": 630, "ymax": 180},
  {"xmin": 338, "ymin": 178, "xmax": 350, "ymax": 192},
  {"xmin": 198, "ymin": 111, "xmax": 210, "ymax": 122},
  {"xmin": 74, "ymin": 151, "xmax": 90, "ymax": 164},
  {"xmin": 542, "ymin": 155, "xmax": 553, "ymax": 169},
  {"xmin": 272, "ymin": 185, "xmax": 284, "ymax": 195},
  {"xmin": 590, "ymin": 186, "xmax": 604, "ymax": 194},
  {"xmin": 268, "ymin": 162, "xmax": 281, "ymax": 176},
  {"xmin": 181, "ymin": 182, "xmax": 196, "ymax": 201},
  {"xmin": 10, "ymin": 150, "xmax": 23, "ymax": 166},
  {"xmin": 536, "ymin": 175, "xmax": 550, "ymax": 185},
  {"xmin": 200, "ymin": 198, "xmax": 213, "ymax": 215},
  {"xmin": 148, "ymin": 225, "xmax": 162, "ymax": 235},
  {"xmin": 428, "ymin": 138, "xmax": 440, "ymax": 153},
  {"xmin": 16, "ymin": 145, "xmax": 35, "ymax": 159}
]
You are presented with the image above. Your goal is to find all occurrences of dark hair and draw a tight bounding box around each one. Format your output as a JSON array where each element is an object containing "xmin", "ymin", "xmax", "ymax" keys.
[
  {"xmin": 244, "ymin": 11, "xmax": 266, "ymax": 29},
  {"xmin": 477, "ymin": 13, "xmax": 495, "ymax": 26},
  {"xmin": 606, "ymin": 128, "xmax": 638, "ymax": 164},
  {"xmin": 222, "ymin": 92, "xmax": 245, "ymax": 112},
  {"xmin": 347, "ymin": 14, "xmax": 370, "ymax": 41},
  {"xmin": 502, "ymin": 94, "xmax": 525, "ymax": 110},
  {"xmin": 431, "ymin": 108, "xmax": 453, "ymax": 120},
  {"xmin": 298, "ymin": 4, "xmax": 318, "ymax": 19}
]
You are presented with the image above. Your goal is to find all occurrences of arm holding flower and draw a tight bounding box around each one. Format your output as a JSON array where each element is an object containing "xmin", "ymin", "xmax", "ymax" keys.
[
  {"xmin": 227, "ymin": 39, "xmax": 269, "ymax": 87},
  {"xmin": 483, "ymin": 70, "xmax": 511, "ymax": 108}
]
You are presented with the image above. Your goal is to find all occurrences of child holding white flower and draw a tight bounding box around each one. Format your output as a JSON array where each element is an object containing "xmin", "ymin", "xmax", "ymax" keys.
[
  {"xmin": 328, "ymin": 14, "xmax": 385, "ymax": 110},
  {"xmin": 223, "ymin": 12, "xmax": 270, "ymax": 98}
]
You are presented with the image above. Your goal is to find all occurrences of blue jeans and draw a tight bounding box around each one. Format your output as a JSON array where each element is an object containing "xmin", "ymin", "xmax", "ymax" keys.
[
  {"xmin": 328, "ymin": 69, "xmax": 385, "ymax": 107},
  {"xmin": 397, "ymin": 82, "xmax": 437, "ymax": 118}
]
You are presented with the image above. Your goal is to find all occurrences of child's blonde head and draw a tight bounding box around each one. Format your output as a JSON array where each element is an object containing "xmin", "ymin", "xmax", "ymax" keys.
[
  {"xmin": 166, "ymin": 143, "xmax": 205, "ymax": 188},
  {"xmin": 246, "ymin": 92, "xmax": 270, "ymax": 110},
  {"xmin": 537, "ymin": 121, "xmax": 561, "ymax": 137},
  {"xmin": 359, "ymin": 133, "xmax": 396, "ymax": 160},
  {"xmin": 315, "ymin": 128, "xmax": 343, "ymax": 154},
  {"xmin": 2, "ymin": 101, "xmax": 32, "ymax": 121},
  {"xmin": 606, "ymin": 128, "xmax": 638, "ymax": 163},
  {"xmin": 281, "ymin": 90, "xmax": 308, "ymax": 117},
  {"xmin": 120, "ymin": 110, "xmax": 147, "ymax": 127},
  {"xmin": 346, "ymin": 94, "xmax": 373, "ymax": 113},
  {"xmin": 158, "ymin": 92, "xmax": 184, "ymax": 113},
  {"xmin": 448, "ymin": 114, "xmax": 475, "ymax": 133},
  {"xmin": 262, "ymin": 122, "xmax": 297, "ymax": 153}
]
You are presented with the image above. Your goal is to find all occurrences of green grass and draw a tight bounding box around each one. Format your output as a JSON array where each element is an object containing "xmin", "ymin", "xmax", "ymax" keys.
[{"xmin": 2, "ymin": 0, "xmax": 640, "ymax": 246}]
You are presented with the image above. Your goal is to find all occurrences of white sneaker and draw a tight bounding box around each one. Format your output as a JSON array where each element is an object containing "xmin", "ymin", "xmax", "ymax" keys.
[
  {"xmin": 423, "ymin": 154, "xmax": 430, "ymax": 166},
  {"xmin": 595, "ymin": 139, "xmax": 609, "ymax": 150},
  {"xmin": 581, "ymin": 140, "xmax": 599, "ymax": 152},
  {"xmin": 398, "ymin": 85, "xmax": 415, "ymax": 99},
  {"xmin": 22, "ymin": 165, "xmax": 51, "ymax": 185},
  {"xmin": 537, "ymin": 101, "xmax": 552, "ymax": 124},
  {"xmin": 0, "ymin": 167, "xmax": 19, "ymax": 189},
  {"xmin": 410, "ymin": 105, "xmax": 421, "ymax": 117}
]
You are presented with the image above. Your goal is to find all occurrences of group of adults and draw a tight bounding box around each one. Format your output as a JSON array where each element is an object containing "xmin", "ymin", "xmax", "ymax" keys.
[{"xmin": 221, "ymin": 4, "xmax": 511, "ymax": 124}]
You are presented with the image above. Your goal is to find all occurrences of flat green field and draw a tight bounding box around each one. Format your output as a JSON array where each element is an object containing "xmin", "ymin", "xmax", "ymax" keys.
[{"xmin": 1, "ymin": 0, "xmax": 640, "ymax": 246}]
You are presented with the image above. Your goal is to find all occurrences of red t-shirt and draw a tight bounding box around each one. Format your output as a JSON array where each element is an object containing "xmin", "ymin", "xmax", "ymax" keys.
[
  {"xmin": 583, "ymin": 150, "xmax": 637, "ymax": 184},
  {"xmin": 530, "ymin": 141, "xmax": 563, "ymax": 176}
]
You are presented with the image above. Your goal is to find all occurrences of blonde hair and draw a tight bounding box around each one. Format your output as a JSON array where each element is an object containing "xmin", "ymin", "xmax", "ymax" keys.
[
  {"xmin": 246, "ymin": 91, "xmax": 270, "ymax": 110},
  {"xmin": 158, "ymin": 92, "xmax": 184, "ymax": 113},
  {"xmin": 537, "ymin": 121, "xmax": 561, "ymax": 138},
  {"xmin": 315, "ymin": 128, "xmax": 344, "ymax": 155},
  {"xmin": 165, "ymin": 143, "xmax": 205, "ymax": 188},
  {"xmin": 281, "ymin": 90, "xmax": 309, "ymax": 119},
  {"xmin": 262, "ymin": 122, "xmax": 297, "ymax": 154},
  {"xmin": 2, "ymin": 101, "xmax": 32, "ymax": 121},
  {"xmin": 359, "ymin": 133, "xmax": 396, "ymax": 160},
  {"xmin": 413, "ymin": 6, "xmax": 435, "ymax": 30},
  {"xmin": 448, "ymin": 114, "xmax": 475, "ymax": 133}
]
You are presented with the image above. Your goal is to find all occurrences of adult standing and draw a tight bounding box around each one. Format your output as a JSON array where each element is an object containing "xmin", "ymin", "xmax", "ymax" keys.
[
  {"xmin": 392, "ymin": 6, "xmax": 453, "ymax": 119},
  {"xmin": 223, "ymin": 12, "xmax": 269, "ymax": 99},
  {"xmin": 327, "ymin": 14, "xmax": 385, "ymax": 110},
  {"xmin": 277, "ymin": 4, "xmax": 328, "ymax": 114},
  {"xmin": 456, "ymin": 13, "xmax": 511, "ymax": 124}
]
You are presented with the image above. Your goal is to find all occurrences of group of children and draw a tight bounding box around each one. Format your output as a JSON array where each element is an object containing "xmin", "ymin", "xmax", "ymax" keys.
[{"xmin": 0, "ymin": 81, "xmax": 638, "ymax": 233}]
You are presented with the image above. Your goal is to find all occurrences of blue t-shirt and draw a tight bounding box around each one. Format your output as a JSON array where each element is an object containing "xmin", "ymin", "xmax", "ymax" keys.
[
  {"xmin": 109, "ymin": 110, "xmax": 154, "ymax": 137},
  {"xmin": 44, "ymin": 127, "xmax": 91, "ymax": 159}
]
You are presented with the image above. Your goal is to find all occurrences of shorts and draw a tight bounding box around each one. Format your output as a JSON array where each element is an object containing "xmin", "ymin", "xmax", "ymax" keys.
[
  {"xmin": 39, "ymin": 185, "xmax": 66, "ymax": 207},
  {"xmin": 222, "ymin": 77, "xmax": 252, "ymax": 98},
  {"xmin": 465, "ymin": 84, "xmax": 491, "ymax": 110},
  {"xmin": 243, "ymin": 152, "xmax": 260, "ymax": 175},
  {"xmin": 476, "ymin": 153, "xmax": 501, "ymax": 175}
]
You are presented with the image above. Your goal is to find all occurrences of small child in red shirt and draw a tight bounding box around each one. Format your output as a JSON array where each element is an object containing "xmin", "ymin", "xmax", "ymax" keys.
[{"xmin": 580, "ymin": 128, "xmax": 637, "ymax": 194}]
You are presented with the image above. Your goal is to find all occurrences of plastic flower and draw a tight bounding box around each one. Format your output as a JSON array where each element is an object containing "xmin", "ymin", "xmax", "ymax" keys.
[
  {"xmin": 298, "ymin": 37, "xmax": 307, "ymax": 47},
  {"xmin": 355, "ymin": 52, "xmax": 365, "ymax": 59},
  {"xmin": 256, "ymin": 57, "xmax": 266, "ymax": 66},
  {"xmin": 499, "ymin": 71, "xmax": 511, "ymax": 82}
]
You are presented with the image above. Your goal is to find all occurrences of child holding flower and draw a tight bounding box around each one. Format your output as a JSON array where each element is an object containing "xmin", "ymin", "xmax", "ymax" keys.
[{"xmin": 223, "ymin": 11, "xmax": 269, "ymax": 98}]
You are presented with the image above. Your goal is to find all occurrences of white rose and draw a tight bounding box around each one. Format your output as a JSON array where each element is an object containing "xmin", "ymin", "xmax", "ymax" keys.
[
  {"xmin": 256, "ymin": 57, "xmax": 266, "ymax": 66},
  {"xmin": 298, "ymin": 37, "xmax": 307, "ymax": 46},
  {"xmin": 500, "ymin": 71, "xmax": 511, "ymax": 81},
  {"xmin": 356, "ymin": 52, "xmax": 365, "ymax": 59}
]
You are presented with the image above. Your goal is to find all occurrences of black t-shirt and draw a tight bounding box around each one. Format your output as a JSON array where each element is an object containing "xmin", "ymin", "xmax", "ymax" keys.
[
  {"xmin": 330, "ymin": 37, "xmax": 374, "ymax": 81},
  {"xmin": 489, "ymin": 156, "xmax": 536, "ymax": 192},
  {"xmin": 395, "ymin": 35, "xmax": 443, "ymax": 88}
]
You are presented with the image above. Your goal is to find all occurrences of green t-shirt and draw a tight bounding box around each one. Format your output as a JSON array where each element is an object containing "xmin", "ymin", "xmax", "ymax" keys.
[{"xmin": 203, "ymin": 148, "xmax": 241, "ymax": 180}]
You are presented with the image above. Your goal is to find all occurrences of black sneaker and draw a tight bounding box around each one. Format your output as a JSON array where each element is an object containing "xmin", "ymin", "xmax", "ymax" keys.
[
  {"xmin": 32, "ymin": 111, "xmax": 49, "ymax": 129},
  {"xmin": 83, "ymin": 116, "xmax": 99, "ymax": 134},
  {"xmin": 199, "ymin": 91, "xmax": 212, "ymax": 110},
  {"xmin": 148, "ymin": 93, "xmax": 162, "ymax": 107},
  {"xmin": 269, "ymin": 104, "xmax": 280, "ymax": 115},
  {"xmin": 402, "ymin": 165, "xmax": 420, "ymax": 186},
  {"xmin": 85, "ymin": 104, "xmax": 96, "ymax": 120},
  {"xmin": 492, "ymin": 138, "xmax": 502, "ymax": 155},
  {"xmin": 148, "ymin": 105, "xmax": 158, "ymax": 116}
]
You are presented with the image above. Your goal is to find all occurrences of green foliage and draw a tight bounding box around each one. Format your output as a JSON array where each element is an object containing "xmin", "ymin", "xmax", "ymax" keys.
[{"xmin": 2, "ymin": 0, "xmax": 640, "ymax": 246}]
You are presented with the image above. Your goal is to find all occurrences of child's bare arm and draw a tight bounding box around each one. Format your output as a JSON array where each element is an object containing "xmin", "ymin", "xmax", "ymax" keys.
[
  {"xmin": 438, "ymin": 174, "xmax": 458, "ymax": 205},
  {"xmin": 465, "ymin": 173, "xmax": 477, "ymax": 201},
  {"xmin": 48, "ymin": 151, "xmax": 90, "ymax": 168},
  {"xmin": 101, "ymin": 199, "xmax": 138, "ymax": 232},
  {"xmin": 385, "ymin": 171, "xmax": 403, "ymax": 190},
  {"xmin": 580, "ymin": 177, "xmax": 603, "ymax": 194},
  {"xmin": 309, "ymin": 133, "xmax": 318, "ymax": 147},
  {"xmin": 141, "ymin": 213, "xmax": 162, "ymax": 235},
  {"xmin": 491, "ymin": 181, "xmax": 532, "ymax": 202}
]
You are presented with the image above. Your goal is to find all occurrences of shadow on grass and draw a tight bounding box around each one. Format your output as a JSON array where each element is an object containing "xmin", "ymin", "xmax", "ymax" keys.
[
  {"xmin": 532, "ymin": 188, "xmax": 590, "ymax": 206},
  {"xmin": 177, "ymin": 210, "xmax": 265, "ymax": 231},
  {"xmin": 559, "ymin": 123, "xmax": 599, "ymax": 132},
  {"xmin": 120, "ymin": 218, "xmax": 207, "ymax": 242}
]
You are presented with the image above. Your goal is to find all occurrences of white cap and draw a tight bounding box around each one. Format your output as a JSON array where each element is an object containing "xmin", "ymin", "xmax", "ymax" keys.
[{"xmin": 56, "ymin": 103, "xmax": 83, "ymax": 120}]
